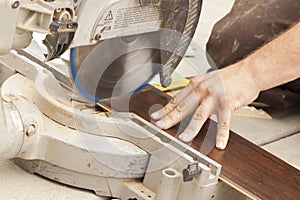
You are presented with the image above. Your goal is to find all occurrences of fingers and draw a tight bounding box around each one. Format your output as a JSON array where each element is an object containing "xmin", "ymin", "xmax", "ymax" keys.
[
  {"xmin": 151, "ymin": 77, "xmax": 209, "ymax": 130},
  {"xmin": 178, "ymin": 98, "xmax": 213, "ymax": 142},
  {"xmin": 151, "ymin": 84, "xmax": 193, "ymax": 120},
  {"xmin": 151, "ymin": 76, "xmax": 205, "ymax": 120},
  {"xmin": 150, "ymin": 75, "xmax": 233, "ymax": 150},
  {"xmin": 216, "ymin": 109, "xmax": 231, "ymax": 150},
  {"xmin": 150, "ymin": 95, "xmax": 179, "ymax": 120},
  {"xmin": 153, "ymin": 92, "xmax": 200, "ymax": 129}
]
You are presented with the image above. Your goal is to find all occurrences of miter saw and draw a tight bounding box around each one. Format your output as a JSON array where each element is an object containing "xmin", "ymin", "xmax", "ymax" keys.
[{"xmin": 0, "ymin": 0, "xmax": 245, "ymax": 199}]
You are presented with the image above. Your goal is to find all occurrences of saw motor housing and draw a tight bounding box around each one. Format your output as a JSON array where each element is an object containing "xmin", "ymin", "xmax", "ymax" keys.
[{"xmin": 0, "ymin": 0, "xmax": 202, "ymax": 90}]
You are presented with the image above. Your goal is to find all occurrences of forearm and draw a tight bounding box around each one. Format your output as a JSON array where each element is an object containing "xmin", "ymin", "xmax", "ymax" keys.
[{"xmin": 232, "ymin": 22, "xmax": 300, "ymax": 92}]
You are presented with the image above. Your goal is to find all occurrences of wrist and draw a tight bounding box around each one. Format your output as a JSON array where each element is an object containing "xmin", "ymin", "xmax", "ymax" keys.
[{"xmin": 231, "ymin": 60, "xmax": 263, "ymax": 94}]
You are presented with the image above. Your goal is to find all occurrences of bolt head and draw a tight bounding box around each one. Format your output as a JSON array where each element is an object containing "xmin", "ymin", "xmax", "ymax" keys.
[
  {"xmin": 26, "ymin": 124, "xmax": 36, "ymax": 137},
  {"xmin": 95, "ymin": 34, "xmax": 102, "ymax": 40},
  {"xmin": 11, "ymin": 1, "xmax": 19, "ymax": 9},
  {"xmin": 67, "ymin": 24, "xmax": 73, "ymax": 29}
]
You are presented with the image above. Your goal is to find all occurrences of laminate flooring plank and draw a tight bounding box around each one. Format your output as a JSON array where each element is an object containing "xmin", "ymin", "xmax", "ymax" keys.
[{"xmin": 99, "ymin": 86, "xmax": 300, "ymax": 200}]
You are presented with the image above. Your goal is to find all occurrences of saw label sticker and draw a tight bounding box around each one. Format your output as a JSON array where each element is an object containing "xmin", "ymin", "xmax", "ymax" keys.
[
  {"xmin": 114, "ymin": 6, "xmax": 162, "ymax": 29},
  {"xmin": 104, "ymin": 10, "xmax": 114, "ymax": 21},
  {"xmin": 96, "ymin": 4, "xmax": 162, "ymax": 40}
]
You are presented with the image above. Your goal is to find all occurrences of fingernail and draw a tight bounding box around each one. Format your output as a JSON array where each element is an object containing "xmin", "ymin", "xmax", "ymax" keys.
[
  {"xmin": 216, "ymin": 141, "xmax": 226, "ymax": 150},
  {"xmin": 151, "ymin": 112, "xmax": 159, "ymax": 119},
  {"xmin": 155, "ymin": 120, "xmax": 165, "ymax": 128},
  {"xmin": 179, "ymin": 133, "xmax": 192, "ymax": 142}
]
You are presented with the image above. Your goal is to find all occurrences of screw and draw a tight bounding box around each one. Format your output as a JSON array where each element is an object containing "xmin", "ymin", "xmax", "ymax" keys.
[
  {"xmin": 11, "ymin": 1, "xmax": 20, "ymax": 9},
  {"xmin": 95, "ymin": 34, "xmax": 102, "ymax": 40},
  {"xmin": 67, "ymin": 23, "xmax": 73, "ymax": 29},
  {"xmin": 26, "ymin": 124, "xmax": 36, "ymax": 137}
]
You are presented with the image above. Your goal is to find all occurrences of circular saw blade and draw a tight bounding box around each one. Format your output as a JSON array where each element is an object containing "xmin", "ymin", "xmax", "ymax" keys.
[
  {"xmin": 70, "ymin": 0, "xmax": 202, "ymax": 102},
  {"xmin": 70, "ymin": 32, "xmax": 161, "ymax": 101}
]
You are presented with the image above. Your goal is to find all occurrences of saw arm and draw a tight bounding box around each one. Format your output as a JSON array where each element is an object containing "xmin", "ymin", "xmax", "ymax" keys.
[{"xmin": 0, "ymin": 0, "xmax": 202, "ymax": 94}]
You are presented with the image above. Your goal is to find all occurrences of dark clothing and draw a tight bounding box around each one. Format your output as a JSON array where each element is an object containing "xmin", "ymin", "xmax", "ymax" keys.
[{"xmin": 206, "ymin": 0, "xmax": 300, "ymax": 109}]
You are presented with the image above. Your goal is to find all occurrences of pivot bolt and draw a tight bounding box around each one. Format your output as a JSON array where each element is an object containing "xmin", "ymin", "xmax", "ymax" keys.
[
  {"xmin": 11, "ymin": 0, "xmax": 19, "ymax": 9},
  {"xmin": 26, "ymin": 124, "xmax": 36, "ymax": 137}
]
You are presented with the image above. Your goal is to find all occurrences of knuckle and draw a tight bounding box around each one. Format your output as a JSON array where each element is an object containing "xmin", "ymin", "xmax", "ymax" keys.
[
  {"xmin": 174, "ymin": 104, "xmax": 183, "ymax": 113},
  {"xmin": 168, "ymin": 113, "xmax": 180, "ymax": 124},
  {"xmin": 214, "ymin": 96, "xmax": 226, "ymax": 110},
  {"xmin": 194, "ymin": 110, "xmax": 206, "ymax": 121},
  {"xmin": 194, "ymin": 84, "xmax": 209, "ymax": 100},
  {"xmin": 169, "ymin": 96, "xmax": 179, "ymax": 107},
  {"xmin": 164, "ymin": 105, "xmax": 172, "ymax": 113},
  {"xmin": 219, "ymin": 121, "xmax": 230, "ymax": 130},
  {"xmin": 189, "ymin": 77, "xmax": 201, "ymax": 87},
  {"xmin": 197, "ymin": 82, "xmax": 207, "ymax": 91},
  {"xmin": 217, "ymin": 131, "xmax": 229, "ymax": 140},
  {"xmin": 164, "ymin": 99, "xmax": 177, "ymax": 113},
  {"xmin": 215, "ymin": 90, "xmax": 225, "ymax": 101},
  {"xmin": 232, "ymin": 101, "xmax": 241, "ymax": 111}
]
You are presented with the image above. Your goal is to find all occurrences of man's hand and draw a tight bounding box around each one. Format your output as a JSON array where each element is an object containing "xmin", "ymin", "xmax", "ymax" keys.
[
  {"xmin": 152, "ymin": 21, "xmax": 300, "ymax": 150},
  {"xmin": 151, "ymin": 65, "xmax": 260, "ymax": 149}
]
